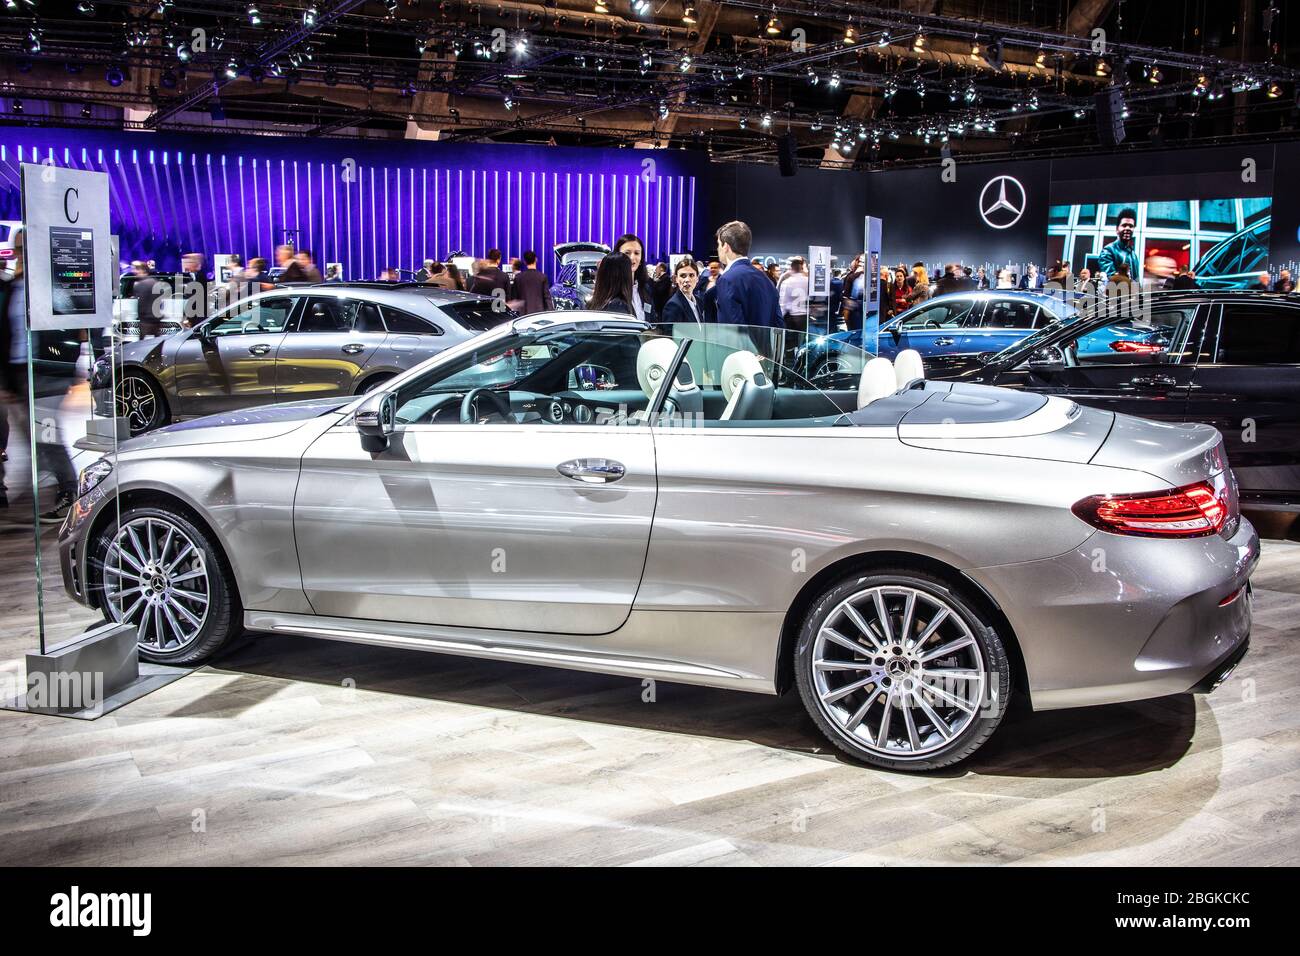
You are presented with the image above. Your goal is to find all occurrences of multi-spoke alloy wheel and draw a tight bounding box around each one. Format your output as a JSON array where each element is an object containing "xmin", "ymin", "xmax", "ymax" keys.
[
  {"xmin": 115, "ymin": 374, "xmax": 165, "ymax": 434},
  {"xmin": 103, "ymin": 517, "xmax": 210, "ymax": 653},
  {"xmin": 92, "ymin": 507, "xmax": 240, "ymax": 664},
  {"xmin": 795, "ymin": 570, "xmax": 1011, "ymax": 771}
]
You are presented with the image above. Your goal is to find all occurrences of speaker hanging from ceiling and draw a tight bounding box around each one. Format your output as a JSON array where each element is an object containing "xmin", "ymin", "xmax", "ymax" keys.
[
  {"xmin": 777, "ymin": 132, "xmax": 799, "ymax": 177},
  {"xmin": 1094, "ymin": 86, "xmax": 1126, "ymax": 146}
]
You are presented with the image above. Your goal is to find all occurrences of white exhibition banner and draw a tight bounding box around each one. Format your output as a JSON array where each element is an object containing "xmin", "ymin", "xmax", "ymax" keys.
[
  {"xmin": 808, "ymin": 245, "xmax": 832, "ymax": 298},
  {"xmin": 20, "ymin": 163, "xmax": 114, "ymax": 331}
]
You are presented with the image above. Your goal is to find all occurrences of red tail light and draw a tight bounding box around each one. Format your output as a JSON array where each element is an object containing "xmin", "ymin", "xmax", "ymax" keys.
[
  {"xmin": 1072, "ymin": 480, "xmax": 1228, "ymax": 538},
  {"xmin": 1108, "ymin": 339, "xmax": 1164, "ymax": 354}
]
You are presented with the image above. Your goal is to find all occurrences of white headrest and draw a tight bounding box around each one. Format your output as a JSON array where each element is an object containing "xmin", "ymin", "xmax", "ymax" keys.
[
  {"xmin": 636, "ymin": 338, "xmax": 681, "ymax": 401},
  {"xmin": 894, "ymin": 349, "xmax": 925, "ymax": 387},
  {"xmin": 858, "ymin": 357, "xmax": 898, "ymax": 409},
  {"xmin": 720, "ymin": 350, "xmax": 764, "ymax": 401}
]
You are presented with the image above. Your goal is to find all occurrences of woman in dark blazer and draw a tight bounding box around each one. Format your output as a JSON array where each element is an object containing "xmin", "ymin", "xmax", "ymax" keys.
[
  {"xmin": 589, "ymin": 253, "xmax": 635, "ymax": 314},
  {"xmin": 659, "ymin": 259, "xmax": 706, "ymax": 328}
]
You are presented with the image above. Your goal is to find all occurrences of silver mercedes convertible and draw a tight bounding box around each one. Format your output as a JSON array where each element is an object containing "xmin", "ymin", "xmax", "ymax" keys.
[{"xmin": 60, "ymin": 314, "xmax": 1258, "ymax": 771}]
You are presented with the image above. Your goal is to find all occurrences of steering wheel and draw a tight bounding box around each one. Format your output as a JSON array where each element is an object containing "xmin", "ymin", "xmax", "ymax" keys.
[
  {"xmin": 460, "ymin": 387, "xmax": 513, "ymax": 424},
  {"xmin": 922, "ymin": 319, "xmax": 943, "ymax": 329}
]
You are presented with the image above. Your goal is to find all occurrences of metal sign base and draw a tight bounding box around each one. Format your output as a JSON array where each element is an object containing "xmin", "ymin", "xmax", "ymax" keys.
[{"xmin": 0, "ymin": 621, "xmax": 190, "ymax": 720}]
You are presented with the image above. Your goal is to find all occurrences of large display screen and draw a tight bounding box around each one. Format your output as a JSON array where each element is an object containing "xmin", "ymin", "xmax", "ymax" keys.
[{"xmin": 1047, "ymin": 198, "xmax": 1272, "ymax": 289}]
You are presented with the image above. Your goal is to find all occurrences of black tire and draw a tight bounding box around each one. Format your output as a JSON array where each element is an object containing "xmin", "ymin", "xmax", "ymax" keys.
[
  {"xmin": 356, "ymin": 372, "xmax": 394, "ymax": 395},
  {"xmin": 116, "ymin": 371, "xmax": 170, "ymax": 434},
  {"xmin": 90, "ymin": 505, "xmax": 242, "ymax": 665},
  {"xmin": 794, "ymin": 568, "xmax": 1012, "ymax": 772}
]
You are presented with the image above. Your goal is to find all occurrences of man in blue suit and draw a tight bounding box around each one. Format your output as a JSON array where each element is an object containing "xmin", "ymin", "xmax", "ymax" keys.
[{"xmin": 712, "ymin": 221, "xmax": 783, "ymax": 329}]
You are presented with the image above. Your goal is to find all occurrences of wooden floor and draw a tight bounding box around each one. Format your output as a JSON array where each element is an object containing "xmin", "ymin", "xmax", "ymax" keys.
[{"xmin": 0, "ymin": 513, "xmax": 1297, "ymax": 867}]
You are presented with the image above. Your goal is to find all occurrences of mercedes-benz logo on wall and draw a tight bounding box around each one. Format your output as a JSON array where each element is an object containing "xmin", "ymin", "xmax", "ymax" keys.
[{"xmin": 979, "ymin": 175, "xmax": 1026, "ymax": 229}]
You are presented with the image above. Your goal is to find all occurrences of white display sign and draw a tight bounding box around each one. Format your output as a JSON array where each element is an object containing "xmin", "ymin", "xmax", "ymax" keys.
[
  {"xmin": 808, "ymin": 245, "xmax": 832, "ymax": 298},
  {"xmin": 20, "ymin": 164, "xmax": 114, "ymax": 331}
]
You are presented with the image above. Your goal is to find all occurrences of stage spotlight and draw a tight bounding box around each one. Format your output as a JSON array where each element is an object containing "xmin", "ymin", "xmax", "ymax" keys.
[
  {"xmin": 679, "ymin": 53, "xmax": 692, "ymax": 72},
  {"xmin": 81, "ymin": 103, "xmax": 92, "ymax": 118},
  {"xmin": 682, "ymin": 4, "xmax": 695, "ymax": 24},
  {"xmin": 1268, "ymin": 81, "xmax": 1282, "ymax": 98},
  {"xmin": 765, "ymin": 17, "xmax": 780, "ymax": 36},
  {"xmin": 246, "ymin": 5, "xmax": 260, "ymax": 26},
  {"xmin": 514, "ymin": 33, "xmax": 528, "ymax": 54},
  {"xmin": 1035, "ymin": 46, "xmax": 1046, "ymax": 68},
  {"xmin": 658, "ymin": 99, "xmax": 669, "ymax": 119},
  {"xmin": 504, "ymin": 93, "xmax": 515, "ymax": 110},
  {"xmin": 177, "ymin": 43, "xmax": 191, "ymax": 63},
  {"xmin": 77, "ymin": 1, "xmax": 96, "ymax": 14},
  {"xmin": 105, "ymin": 65, "xmax": 125, "ymax": 86},
  {"xmin": 843, "ymin": 24, "xmax": 856, "ymax": 45},
  {"xmin": 224, "ymin": 59, "xmax": 239, "ymax": 78},
  {"xmin": 303, "ymin": 3, "xmax": 318, "ymax": 27},
  {"xmin": 970, "ymin": 38, "xmax": 980, "ymax": 61},
  {"xmin": 828, "ymin": 71, "xmax": 840, "ymax": 88},
  {"xmin": 210, "ymin": 99, "xmax": 225, "ymax": 121},
  {"xmin": 1147, "ymin": 65, "xmax": 1162, "ymax": 84},
  {"xmin": 760, "ymin": 111, "xmax": 772, "ymax": 128},
  {"xmin": 631, "ymin": 0, "xmax": 650, "ymax": 15},
  {"xmin": 912, "ymin": 32, "xmax": 925, "ymax": 51},
  {"xmin": 738, "ymin": 115, "xmax": 747, "ymax": 129},
  {"xmin": 638, "ymin": 52, "xmax": 651, "ymax": 74},
  {"xmin": 1094, "ymin": 57, "xmax": 1109, "ymax": 77},
  {"xmin": 324, "ymin": 67, "xmax": 339, "ymax": 86},
  {"xmin": 26, "ymin": 28, "xmax": 41, "ymax": 54},
  {"xmin": 160, "ymin": 69, "xmax": 178, "ymax": 88},
  {"xmin": 594, "ymin": 0, "xmax": 608, "ymax": 12},
  {"xmin": 1194, "ymin": 73, "xmax": 1209, "ymax": 96},
  {"xmin": 249, "ymin": 65, "xmax": 266, "ymax": 83},
  {"xmin": 806, "ymin": 67, "xmax": 818, "ymax": 85},
  {"xmin": 12, "ymin": 100, "xmax": 23, "ymax": 114},
  {"xmin": 384, "ymin": 0, "xmax": 398, "ymax": 16}
]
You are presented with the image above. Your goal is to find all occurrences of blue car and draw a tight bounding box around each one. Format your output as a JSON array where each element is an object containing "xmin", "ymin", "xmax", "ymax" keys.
[{"xmin": 794, "ymin": 290, "xmax": 1079, "ymax": 383}]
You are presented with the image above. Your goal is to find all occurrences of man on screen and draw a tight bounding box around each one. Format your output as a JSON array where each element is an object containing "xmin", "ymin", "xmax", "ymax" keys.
[{"xmin": 1098, "ymin": 207, "xmax": 1140, "ymax": 283}]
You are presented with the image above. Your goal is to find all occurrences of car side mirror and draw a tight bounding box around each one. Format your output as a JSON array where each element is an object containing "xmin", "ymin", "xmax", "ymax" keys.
[
  {"xmin": 1027, "ymin": 345, "xmax": 1065, "ymax": 370},
  {"xmin": 889, "ymin": 326, "xmax": 902, "ymax": 344},
  {"xmin": 355, "ymin": 389, "xmax": 397, "ymax": 453}
]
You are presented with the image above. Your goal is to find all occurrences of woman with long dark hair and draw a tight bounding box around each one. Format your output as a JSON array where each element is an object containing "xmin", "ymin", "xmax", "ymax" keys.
[
  {"xmin": 589, "ymin": 252, "xmax": 635, "ymax": 314},
  {"xmin": 613, "ymin": 232, "xmax": 655, "ymax": 322}
]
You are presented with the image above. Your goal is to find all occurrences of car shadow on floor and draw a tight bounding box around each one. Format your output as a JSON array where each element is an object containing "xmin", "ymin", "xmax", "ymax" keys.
[{"xmin": 205, "ymin": 631, "xmax": 1205, "ymax": 781}]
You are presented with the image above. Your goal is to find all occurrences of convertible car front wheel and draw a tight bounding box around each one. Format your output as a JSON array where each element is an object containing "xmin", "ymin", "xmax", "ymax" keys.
[
  {"xmin": 91, "ymin": 506, "xmax": 242, "ymax": 665},
  {"xmin": 794, "ymin": 569, "xmax": 1011, "ymax": 771}
]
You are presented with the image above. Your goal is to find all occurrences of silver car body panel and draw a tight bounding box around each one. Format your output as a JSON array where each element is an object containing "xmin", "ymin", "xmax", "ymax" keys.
[{"xmin": 62, "ymin": 315, "xmax": 1257, "ymax": 712}]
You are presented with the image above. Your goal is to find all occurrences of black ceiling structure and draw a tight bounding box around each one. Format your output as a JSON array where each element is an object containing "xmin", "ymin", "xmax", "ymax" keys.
[{"xmin": 1, "ymin": 1, "xmax": 1298, "ymax": 167}]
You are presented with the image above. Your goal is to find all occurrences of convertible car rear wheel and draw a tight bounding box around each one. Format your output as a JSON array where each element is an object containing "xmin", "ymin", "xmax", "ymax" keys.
[
  {"xmin": 795, "ymin": 569, "xmax": 1011, "ymax": 771},
  {"xmin": 91, "ymin": 506, "xmax": 241, "ymax": 665}
]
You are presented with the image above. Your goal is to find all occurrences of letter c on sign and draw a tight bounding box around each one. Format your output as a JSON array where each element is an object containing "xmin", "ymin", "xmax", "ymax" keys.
[{"xmin": 63, "ymin": 187, "xmax": 80, "ymax": 223}]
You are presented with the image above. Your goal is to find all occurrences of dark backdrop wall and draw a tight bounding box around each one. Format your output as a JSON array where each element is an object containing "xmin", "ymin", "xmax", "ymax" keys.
[
  {"xmin": 708, "ymin": 162, "xmax": 870, "ymax": 258},
  {"xmin": 863, "ymin": 159, "xmax": 1052, "ymax": 271},
  {"xmin": 0, "ymin": 127, "xmax": 709, "ymax": 277}
]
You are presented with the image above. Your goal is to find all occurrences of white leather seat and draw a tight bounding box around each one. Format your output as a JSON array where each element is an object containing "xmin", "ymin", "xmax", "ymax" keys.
[
  {"xmin": 636, "ymin": 338, "xmax": 680, "ymax": 401},
  {"xmin": 719, "ymin": 350, "xmax": 764, "ymax": 421},
  {"xmin": 857, "ymin": 357, "xmax": 897, "ymax": 409},
  {"xmin": 894, "ymin": 349, "xmax": 926, "ymax": 388}
]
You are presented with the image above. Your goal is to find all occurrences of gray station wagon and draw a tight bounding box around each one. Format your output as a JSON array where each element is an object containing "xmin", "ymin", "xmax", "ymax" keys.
[{"xmin": 94, "ymin": 283, "xmax": 514, "ymax": 433}]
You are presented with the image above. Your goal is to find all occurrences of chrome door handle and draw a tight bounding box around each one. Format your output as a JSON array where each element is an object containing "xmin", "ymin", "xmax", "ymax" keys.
[
  {"xmin": 1131, "ymin": 374, "xmax": 1177, "ymax": 387},
  {"xmin": 248, "ymin": 343, "xmax": 272, "ymax": 356},
  {"xmin": 342, "ymin": 343, "xmax": 366, "ymax": 354},
  {"xmin": 933, "ymin": 337, "xmax": 955, "ymax": 346},
  {"xmin": 557, "ymin": 458, "xmax": 626, "ymax": 483}
]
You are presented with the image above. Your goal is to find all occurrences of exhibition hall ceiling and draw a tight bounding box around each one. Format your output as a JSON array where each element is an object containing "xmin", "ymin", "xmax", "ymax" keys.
[{"xmin": 0, "ymin": 2, "xmax": 1298, "ymax": 169}]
